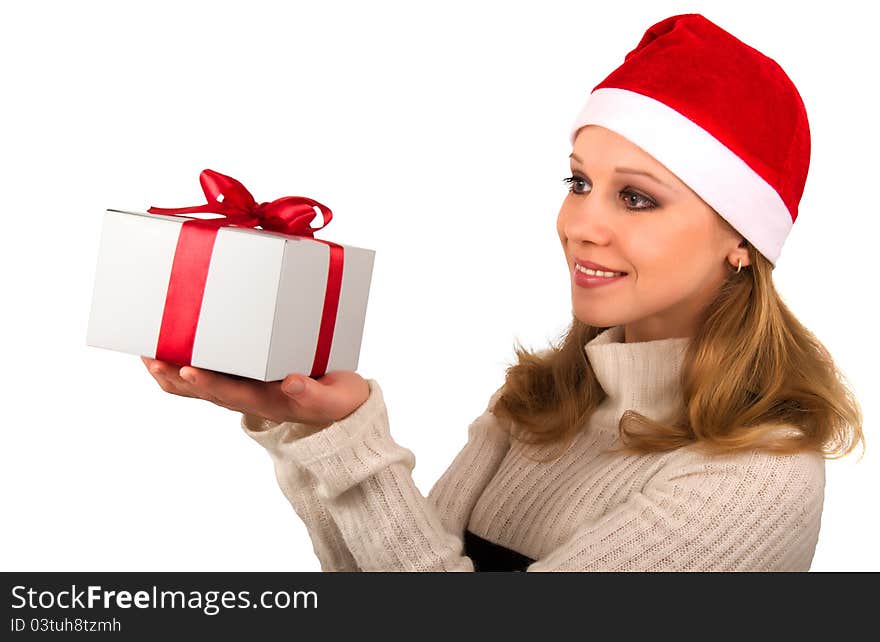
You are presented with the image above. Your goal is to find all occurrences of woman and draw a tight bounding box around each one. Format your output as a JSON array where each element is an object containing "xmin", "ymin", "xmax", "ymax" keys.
[{"xmin": 142, "ymin": 13, "xmax": 863, "ymax": 571}]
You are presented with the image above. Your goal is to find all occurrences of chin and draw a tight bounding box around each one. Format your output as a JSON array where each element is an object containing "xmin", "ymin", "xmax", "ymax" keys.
[{"xmin": 572, "ymin": 306, "xmax": 627, "ymax": 329}]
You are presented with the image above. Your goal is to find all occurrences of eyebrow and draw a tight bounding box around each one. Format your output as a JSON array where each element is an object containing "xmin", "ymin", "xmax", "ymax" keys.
[{"xmin": 569, "ymin": 152, "xmax": 672, "ymax": 189}]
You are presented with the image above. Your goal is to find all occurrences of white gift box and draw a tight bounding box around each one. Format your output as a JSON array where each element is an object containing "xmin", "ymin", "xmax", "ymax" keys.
[{"xmin": 86, "ymin": 209, "xmax": 375, "ymax": 382}]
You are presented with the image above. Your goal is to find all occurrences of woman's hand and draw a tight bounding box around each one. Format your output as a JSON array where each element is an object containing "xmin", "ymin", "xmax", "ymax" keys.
[{"xmin": 140, "ymin": 356, "xmax": 371, "ymax": 430}]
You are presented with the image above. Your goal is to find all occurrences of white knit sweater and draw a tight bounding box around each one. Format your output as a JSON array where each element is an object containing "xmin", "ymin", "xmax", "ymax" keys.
[{"xmin": 240, "ymin": 324, "xmax": 826, "ymax": 571}]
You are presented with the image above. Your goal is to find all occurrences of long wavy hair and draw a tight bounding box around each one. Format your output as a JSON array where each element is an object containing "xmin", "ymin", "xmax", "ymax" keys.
[{"xmin": 490, "ymin": 242, "xmax": 865, "ymax": 464}]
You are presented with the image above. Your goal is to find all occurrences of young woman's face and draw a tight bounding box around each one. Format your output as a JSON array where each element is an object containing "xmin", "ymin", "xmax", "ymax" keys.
[{"xmin": 557, "ymin": 125, "xmax": 749, "ymax": 343}]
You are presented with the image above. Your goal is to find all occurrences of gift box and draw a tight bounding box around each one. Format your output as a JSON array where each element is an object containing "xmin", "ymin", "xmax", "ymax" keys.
[{"xmin": 86, "ymin": 170, "xmax": 375, "ymax": 382}]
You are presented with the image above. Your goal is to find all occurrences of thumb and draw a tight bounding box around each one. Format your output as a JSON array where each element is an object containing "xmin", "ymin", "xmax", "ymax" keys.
[{"xmin": 281, "ymin": 375, "xmax": 307, "ymax": 397}]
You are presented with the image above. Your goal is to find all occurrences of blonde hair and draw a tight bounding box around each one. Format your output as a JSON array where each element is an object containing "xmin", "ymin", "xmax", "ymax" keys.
[{"xmin": 491, "ymin": 243, "xmax": 865, "ymax": 464}]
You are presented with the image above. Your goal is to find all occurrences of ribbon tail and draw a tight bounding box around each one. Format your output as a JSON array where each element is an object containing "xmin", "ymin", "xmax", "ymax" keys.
[{"xmin": 147, "ymin": 204, "xmax": 225, "ymax": 216}]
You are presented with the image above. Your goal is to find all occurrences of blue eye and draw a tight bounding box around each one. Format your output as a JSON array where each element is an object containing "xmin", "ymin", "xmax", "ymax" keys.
[{"xmin": 562, "ymin": 175, "xmax": 658, "ymax": 211}]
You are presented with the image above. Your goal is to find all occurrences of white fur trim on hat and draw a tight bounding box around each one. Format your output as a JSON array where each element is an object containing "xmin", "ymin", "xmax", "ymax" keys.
[{"xmin": 569, "ymin": 87, "xmax": 792, "ymax": 266}]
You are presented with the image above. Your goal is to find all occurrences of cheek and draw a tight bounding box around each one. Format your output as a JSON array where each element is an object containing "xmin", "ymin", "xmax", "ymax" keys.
[
  {"xmin": 627, "ymin": 220, "xmax": 714, "ymax": 284},
  {"xmin": 625, "ymin": 223, "xmax": 675, "ymax": 269}
]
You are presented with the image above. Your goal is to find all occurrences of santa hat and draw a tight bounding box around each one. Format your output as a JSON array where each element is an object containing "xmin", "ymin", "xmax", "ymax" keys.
[{"xmin": 569, "ymin": 13, "xmax": 810, "ymax": 266}]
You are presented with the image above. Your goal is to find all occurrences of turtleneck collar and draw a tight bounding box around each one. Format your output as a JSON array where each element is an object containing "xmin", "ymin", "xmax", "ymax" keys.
[{"xmin": 583, "ymin": 325, "xmax": 691, "ymax": 423}]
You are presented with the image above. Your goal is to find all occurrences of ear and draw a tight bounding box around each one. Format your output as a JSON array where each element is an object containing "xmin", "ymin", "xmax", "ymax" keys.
[{"xmin": 728, "ymin": 238, "xmax": 750, "ymax": 269}]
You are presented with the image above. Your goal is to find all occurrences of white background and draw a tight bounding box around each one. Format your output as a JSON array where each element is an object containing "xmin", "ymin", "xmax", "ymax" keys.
[{"xmin": 1, "ymin": 0, "xmax": 876, "ymax": 571}]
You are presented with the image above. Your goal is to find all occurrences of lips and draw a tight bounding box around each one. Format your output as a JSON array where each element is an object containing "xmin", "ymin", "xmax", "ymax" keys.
[{"xmin": 573, "ymin": 257, "xmax": 628, "ymax": 274}]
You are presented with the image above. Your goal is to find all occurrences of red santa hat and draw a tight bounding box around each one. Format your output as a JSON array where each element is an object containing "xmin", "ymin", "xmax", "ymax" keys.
[{"xmin": 569, "ymin": 13, "xmax": 810, "ymax": 266}]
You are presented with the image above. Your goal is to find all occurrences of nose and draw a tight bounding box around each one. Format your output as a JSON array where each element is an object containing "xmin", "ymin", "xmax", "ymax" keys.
[{"xmin": 559, "ymin": 190, "xmax": 615, "ymax": 247}]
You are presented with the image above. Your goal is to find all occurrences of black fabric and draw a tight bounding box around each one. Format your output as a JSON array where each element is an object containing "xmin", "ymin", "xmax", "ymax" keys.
[{"xmin": 464, "ymin": 529, "xmax": 535, "ymax": 572}]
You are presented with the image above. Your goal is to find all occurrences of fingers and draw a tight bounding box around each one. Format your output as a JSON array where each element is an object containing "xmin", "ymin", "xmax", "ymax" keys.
[
  {"xmin": 140, "ymin": 356, "xmax": 289, "ymax": 423},
  {"xmin": 176, "ymin": 365, "xmax": 271, "ymax": 415},
  {"xmin": 141, "ymin": 356, "xmax": 172, "ymax": 378},
  {"xmin": 142, "ymin": 357, "xmax": 199, "ymax": 399},
  {"xmin": 141, "ymin": 356, "xmax": 159, "ymax": 373}
]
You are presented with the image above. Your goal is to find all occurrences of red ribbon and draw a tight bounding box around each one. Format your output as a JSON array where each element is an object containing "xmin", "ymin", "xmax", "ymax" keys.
[{"xmin": 147, "ymin": 169, "xmax": 344, "ymax": 379}]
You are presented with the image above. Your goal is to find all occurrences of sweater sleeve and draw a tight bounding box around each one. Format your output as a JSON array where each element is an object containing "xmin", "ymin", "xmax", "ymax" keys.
[
  {"xmin": 240, "ymin": 378, "xmax": 510, "ymax": 572},
  {"xmin": 525, "ymin": 446, "xmax": 826, "ymax": 572}
]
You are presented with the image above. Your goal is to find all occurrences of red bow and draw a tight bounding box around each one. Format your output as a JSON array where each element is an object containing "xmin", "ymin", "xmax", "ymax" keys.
[
  {"xmin": 146, "ymin": 169, "xmax": 343, "ymax": 379},
  {"xmin": 147, "ymin": 168, "xmax": 333, "ymax": 236}
]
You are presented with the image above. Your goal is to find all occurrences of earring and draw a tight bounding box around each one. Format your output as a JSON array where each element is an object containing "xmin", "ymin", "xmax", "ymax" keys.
[{"xmin": 736, "ymin": 258, "xmax": 742, "ymax": 274}]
